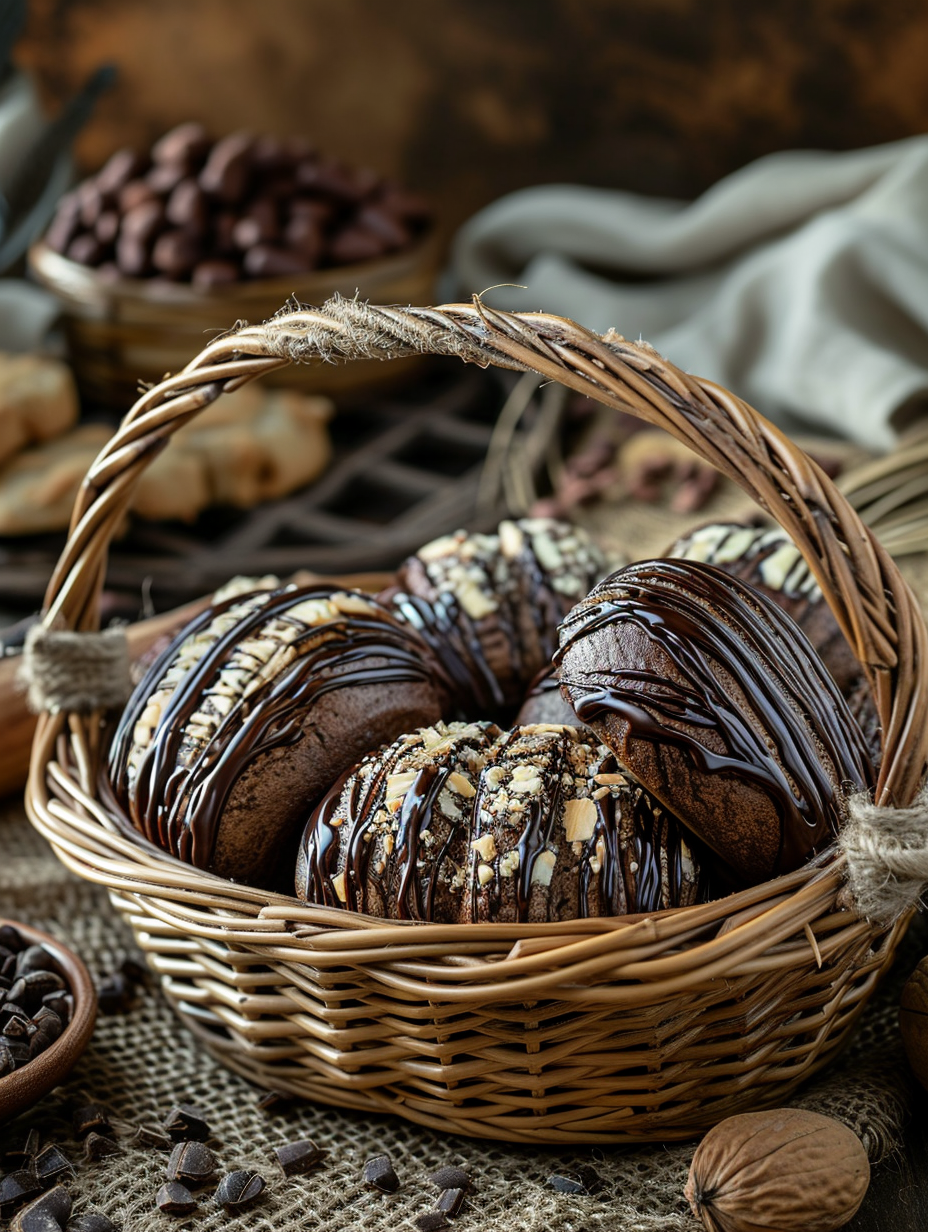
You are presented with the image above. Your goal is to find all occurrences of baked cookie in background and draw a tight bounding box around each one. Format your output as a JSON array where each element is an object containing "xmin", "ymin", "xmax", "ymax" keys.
[
  {"xmin": 0, "ymin": 380, "xmax": 333, "ymax": 534},
  {"xmin": 0, "ymin": 351, "xmax": 79, "ymax": 468}
]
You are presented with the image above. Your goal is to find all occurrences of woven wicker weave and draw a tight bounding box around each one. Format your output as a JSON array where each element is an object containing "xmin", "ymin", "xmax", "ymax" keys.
[{"xmin": 25, "ymin": 299, "xmax": 928, "ymax": 1145}]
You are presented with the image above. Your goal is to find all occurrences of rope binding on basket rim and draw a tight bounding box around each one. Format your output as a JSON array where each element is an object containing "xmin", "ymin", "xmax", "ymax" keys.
[{"xmin": 25, "ymin": 294, "xmax": 928, "ymax": 931}]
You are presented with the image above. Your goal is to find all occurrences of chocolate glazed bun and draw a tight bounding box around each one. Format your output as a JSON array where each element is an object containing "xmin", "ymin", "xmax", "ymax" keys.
[
  {"xmin": 556, "ymin": 560, "xmax": 875, "ymax": 887},
  {"xmin": 297, "ymin": 721, "xmax": 704, "ymax": 922},
  {"xmin": 667, "ymin": 521, "xmax": 879, "ymax": 755},
  {"xmin": 384, "ymin": 518, "xmax": 609, "ymax": 717},
  {"xmin": 107, "ymin": 585, "xmax": 446, "ymax": 887}
]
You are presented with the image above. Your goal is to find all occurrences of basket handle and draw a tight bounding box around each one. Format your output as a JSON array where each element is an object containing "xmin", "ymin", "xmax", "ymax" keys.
[{"xmin": 37, "ymin": 296, "xmax": 928, "ymax": 810}]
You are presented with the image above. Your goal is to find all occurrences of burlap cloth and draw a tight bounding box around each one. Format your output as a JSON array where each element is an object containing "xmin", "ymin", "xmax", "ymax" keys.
[{"xmin": 3, "ymin": 487, "xmax": 928, "ymax": 1232}]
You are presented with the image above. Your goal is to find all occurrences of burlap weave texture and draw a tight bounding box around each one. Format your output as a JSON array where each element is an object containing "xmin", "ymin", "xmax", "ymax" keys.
[{"xmin": 0, "ymin": 801, "xmax": 920, "ymax": 1232}]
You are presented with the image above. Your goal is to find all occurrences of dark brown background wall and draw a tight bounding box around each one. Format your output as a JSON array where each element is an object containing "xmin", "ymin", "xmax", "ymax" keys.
[{"xmin": 17, "ymin": 0, "xmax": 928, "ymax": 233}]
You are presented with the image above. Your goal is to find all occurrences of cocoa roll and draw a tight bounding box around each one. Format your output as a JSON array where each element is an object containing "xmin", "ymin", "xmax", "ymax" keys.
[
  {"xmin": 107, "ymin": 584, "xmax": 447, "ymax": 887},
  {"xmin": 296, "ymin": 721, "xmax": 704, "ymax": 922},
  {"xmin": 667, "ymin": 521, "xmax": 880, "ymax": 757},
  {"xmin": 385, "ymin": 517, "xmax": 610, "ymax": 718},
  {"xmin": 556, "ymin": 559, "xmax": 875, "ymax": 887}
]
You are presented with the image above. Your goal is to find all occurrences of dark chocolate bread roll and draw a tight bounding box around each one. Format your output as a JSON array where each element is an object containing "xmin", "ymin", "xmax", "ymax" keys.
[
  {"xmin": 107, "ymin": 585, "xmax": 446, "ymax": 886},
  {"xmin": 385, "ymin": 518, "xmax": 609, "ymax": 717},
  {"xmin": 667, "ymin": 521, "xmax": 881, "ymax": 758},
  {"xmin": 556, "ymin": 559, "xmax": 875, "ymax": 887},
  {"xmin": 296, "ymin": 721, "xmax": 704, "ymax": 922},
  {"xmin": 515, "ymin": 664, "xmax": 585, "ymax": 729}
]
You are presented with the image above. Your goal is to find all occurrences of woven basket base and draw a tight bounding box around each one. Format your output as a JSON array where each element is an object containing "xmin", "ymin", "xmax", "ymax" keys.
[{"xmin": 1, "ymin": 800, "xmax": 916, "ymax": 1232}]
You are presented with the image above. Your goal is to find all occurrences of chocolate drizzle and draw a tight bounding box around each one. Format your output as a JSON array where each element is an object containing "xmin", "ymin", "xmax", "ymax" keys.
[
  {"xmin": 557, "ymin": 560, "xmax": 874, "ymax": 878},
  {"xmin": 388, "ymin": 591, "xmax": 505, "ymax": 716},
  {"xmin": 108, "ymin": 586, "xmax": 440, "ymax": 871},
  {"xmin": 300, "ymin": 721, "xmax": 703, "ymax": 923}
]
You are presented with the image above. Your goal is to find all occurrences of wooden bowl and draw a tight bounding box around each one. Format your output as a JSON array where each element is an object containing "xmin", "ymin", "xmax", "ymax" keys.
[
  {"xmin": 28, "ymin": 229, "xmax": 442, "ymax": 408},
  {"xmin": 0, "ymin": 918, "xmax": 97, "ymax": 1123}
]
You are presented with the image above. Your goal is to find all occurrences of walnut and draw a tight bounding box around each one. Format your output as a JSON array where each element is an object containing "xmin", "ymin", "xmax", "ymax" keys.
[
  {"xmin": 900, "ymin": 957, "xmax": 928, "ymax": 1092},
  {"xmin": 684, "ymin": 1108, "xmax": 869, "ymax": 1232}
]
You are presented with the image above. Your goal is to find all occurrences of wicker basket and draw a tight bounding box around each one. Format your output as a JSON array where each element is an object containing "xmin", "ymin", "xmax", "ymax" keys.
[
  {"xmin": 25, "ymin": 299, "xmax": 928, "ymax": 1145},
  {"xmin": 28, "ymin": 234, "xmax": 441, "ymax": 408}
]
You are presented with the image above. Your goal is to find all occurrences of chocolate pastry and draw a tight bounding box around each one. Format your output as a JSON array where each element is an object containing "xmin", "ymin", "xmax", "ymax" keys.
[
  {"xmin": 296, "ymin": 721, "xmax": 703, "ymax": 922},
  {"xmin": 107, "ymin": 585, "xmax": 446, "ymax": 886},
  {"xmin": 667, "ymin": 521, "xmax": 880, "ymax": 757},
  {"xmin": 385, "ymin": 517, "xmax": 608, "ymax": 717},
  {"xmin": 515, "ymin": 665, "xmax": 585, "ymax": 729},
  {"xmin": 556, "ymin": 559, "xmax": 874, "ymax": 887}
]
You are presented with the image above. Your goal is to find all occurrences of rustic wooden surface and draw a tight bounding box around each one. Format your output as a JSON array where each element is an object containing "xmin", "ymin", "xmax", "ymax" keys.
[{"xmin": 18, "ymin": 0, "xmax": 928, "ymax": 233}]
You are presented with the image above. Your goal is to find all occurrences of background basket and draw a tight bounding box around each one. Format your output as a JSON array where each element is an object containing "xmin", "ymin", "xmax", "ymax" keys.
[
  {"xmin": 28, "ymin": 234, "xmax": 440, "ymax": 408},
  {"xmin": 24, "ymin": 299, "xmax": 928, "ymax": 1144}
]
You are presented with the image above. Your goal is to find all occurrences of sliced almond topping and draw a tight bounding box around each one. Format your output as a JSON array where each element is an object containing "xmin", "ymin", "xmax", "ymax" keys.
[
  {"xmin": 331, "ymin": 591, "xmax": 376, "ymax": 616},
  {"xmin": 286, "ymin": 597, "xmax": 339, "ymax": 626},
  {"xmin": 457, "ymin": 581, "xmax": 498, "ymax": 621},
  {"xmin": 417, "ymin": 533, "xmax": 460, "ymax": 562},
  {"xmin": 447, "ymin": 771, "xmax": 476, "ymax": 798},
  {"xmin": 563, "ymin": 797, "xmax": 598, "ymax": 842},
  {"xmin": 593, "ymin": 772, "xmax": 626, "ymax": 786},
  {"xmin": 471, "ymin": 833, "xmax": 498, "ymax": 861},
  {"xmin": 510, "ymin": 776, "xmax": 543, "ymax": 795},
  {"xmin": 498, "ymin": 519, "xmax": 525, "ymax": 557},
  {"xmin": 499, "ymin": 850, "xmax": 520, "ymax": 876},
  {"xmin": 386, "ymin": 770, "xmax": 418, "ymax": 801},
  {"xmin": 531, "ymin": 850, "xmax": 557, "ymax": 886}
]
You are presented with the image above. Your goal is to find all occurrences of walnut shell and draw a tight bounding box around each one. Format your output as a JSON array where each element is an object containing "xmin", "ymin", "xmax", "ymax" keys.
[
  {"xmin": 900, "ymin": 958, "xmax": 928, "ymax": 1092},
  {"xmin": 684, "ymin": 1108, "xmax": 870, "ymax": 1232}
]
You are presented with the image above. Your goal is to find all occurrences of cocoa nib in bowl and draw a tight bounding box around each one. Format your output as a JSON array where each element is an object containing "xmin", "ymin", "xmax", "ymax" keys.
[{"xmin": 0, "ymin": 919, "xmax": 97, "ymax": 1122}]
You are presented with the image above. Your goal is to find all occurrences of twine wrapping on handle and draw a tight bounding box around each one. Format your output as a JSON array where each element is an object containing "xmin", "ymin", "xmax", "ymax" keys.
[
  {"xmin": 20, "ymin": 623, "xmax": 132, "ymax": 714},
  {"xmin": 841, "ymin": 787, "xmax": 928, "ymax": 925}
]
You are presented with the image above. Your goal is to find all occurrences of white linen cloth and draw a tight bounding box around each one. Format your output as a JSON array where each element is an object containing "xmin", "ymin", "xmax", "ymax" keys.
[{"xmin": 451, "ymin": 138, "xmax": 928, "ymax": 450}]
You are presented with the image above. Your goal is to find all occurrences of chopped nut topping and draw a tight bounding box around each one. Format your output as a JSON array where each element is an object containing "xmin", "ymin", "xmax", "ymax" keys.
[
  {"xmin": 531, "ymin": 850, "xmax": 556, "ymax": 886},
  {"xmin": 447, "ymin": 772, "xmax": 476, "ymax": 798},
  {"xmin": 477, "ymin": 862, "xmax": 495, "ymax": 886},
  {"xmin": 499, "ymin": 850, "xmax": 520, "ymax": 877},
  {"xmin": 563, "ymin": 797, "xmax": 598, "ymax": 842},
  {"xmin": 331, "ymin": 872, "xmax": 347, "ymax": 902},
  {"xmin": 471, "ymin": 834, "xmax": 498, "ymax": 862}
]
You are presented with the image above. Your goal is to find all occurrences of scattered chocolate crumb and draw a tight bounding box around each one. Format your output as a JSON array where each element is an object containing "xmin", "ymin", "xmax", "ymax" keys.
[
  {"xmin": 65, "ymin": 1213, "xmax": 118, "ymax": 1232},
  {"xmin": 96, "ymin": 971, "xmax": 136, "ymax": 1015},
  {"xmin": 215, "ymin": 1170, "xmax": 266, "ymax": 1211},
  {"xmin": 34, "ymin": 1144, "xmax": 72, "ymax": 1186},
  {"xmin": 415, "ymin": 1214, "xmax": 449, "ymax": 1232},
  {"xmin": 436, "ymin": 1187, "xmax": 466, "ymax": 1217},
  {"xmin": 3, "ymin": 1128, "xmax": 40, "ymax": 1169},
  {"xmin": 73, "ymin": 1104, "xmax": 112, "ymax": 1139},
  {"xmin": 129, "ymin": 1126, "xmax": 173, "ymax": 1152},
  {"xmin": 363, "ymin": 1154, "xmax": 400, "ymax": 1193},
  {"xmin": 428, "ymin": 1166, "xmax": 471, "ymax": 1192},
  {"xmin": 574, "ymin": 1164, "xmax": 603, "ymax": 1194},
  {"xmin": 10, "ymin": 1184, "xmax": 71, "ymax": 1231},
  {"xmin": 162, "ymin": 1103, "xmax": 211, "ymax": 1143},
  {"xmin": 165, "ymin": 1140, "xmax": 217, "ymax": 1188},
  {"xmin": 256, "ymin": 1090, "xmax": 293, "ymax": 1113},
  {"xmin": 274, "ymin": 1139, "xmax": 323, "ymax": 1176},
  {"xmin": 0, "ymin": 1170, "xmax": 43, "ymax": 1216},
  {"xmin": 155, "ymin": 1181, "xmax": 197, "ymax": 1216},
  {"xmin": 546, "ymin": 1173, "xmax": 587, "ymax": 1194},
  {"xmin": 84, "ymin": 1133, "xmax": 120, "ymax": 1163}
]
